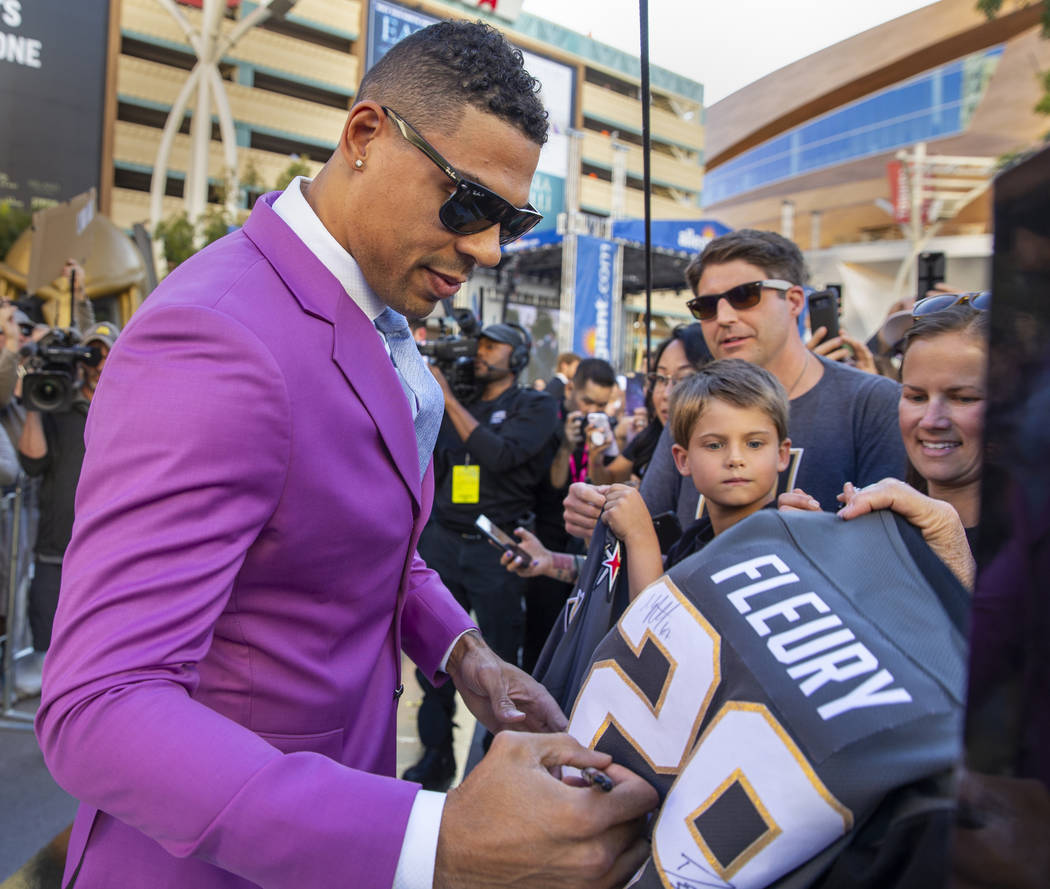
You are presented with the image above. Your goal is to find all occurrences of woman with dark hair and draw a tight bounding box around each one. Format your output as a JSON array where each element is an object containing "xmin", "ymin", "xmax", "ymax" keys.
[{"xmin": 589, "ymin": 324, "xmax": 711, "ymax": 484}]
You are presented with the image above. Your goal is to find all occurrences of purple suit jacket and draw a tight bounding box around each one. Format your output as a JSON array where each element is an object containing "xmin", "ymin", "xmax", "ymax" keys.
[{"xmin": 35, "ymin": 193, "xmax": 476, "ymax": 888}]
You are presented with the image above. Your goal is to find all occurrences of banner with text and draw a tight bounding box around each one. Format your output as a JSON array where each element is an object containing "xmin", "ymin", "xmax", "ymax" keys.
[
  {"xmin": 573, "ymin": 235, "xmax": 619, "ymax": 361},
  {"xmin": 0, "ymin": 0, "xmax": 111, "ymax": 213},
  {"xmin": 366, "ymin": 0, "xmax": 573, "ymax": 233}
]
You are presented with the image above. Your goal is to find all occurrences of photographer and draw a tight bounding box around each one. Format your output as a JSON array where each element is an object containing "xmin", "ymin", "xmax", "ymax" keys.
[
  {"xmin": 17, "ymin": 321, "xmax": 118, "ymax": 660},
  {"xmin": 549, "ymin": 357, "xmax": 617, "ymax": 491},
  {"xmin": 404, "ymin": 321, "xmax": 559, "ymax": 790}
]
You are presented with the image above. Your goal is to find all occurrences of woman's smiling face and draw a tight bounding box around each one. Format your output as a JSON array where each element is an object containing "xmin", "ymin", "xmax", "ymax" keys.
[{"xmin": 898, "ymin": 330, "xmax": 987, "ymax": 492}]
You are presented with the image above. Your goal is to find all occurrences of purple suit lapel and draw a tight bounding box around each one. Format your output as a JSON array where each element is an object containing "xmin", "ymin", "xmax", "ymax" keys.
[{"xmin": 243, "ymin": 193, "xmax": 422, "ymax": 506}]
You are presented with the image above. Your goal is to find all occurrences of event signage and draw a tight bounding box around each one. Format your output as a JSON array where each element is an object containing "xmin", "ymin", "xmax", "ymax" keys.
[
  {"xmin": 0, "ymin": 0, "xmax": 110, "ymax": 214},
  {"xmin": 610, "ymin": 218, "xmax": 731, "ymax": 254},
  {"xmin": 366, "ymin": 0, "xmax": 573, "ymax": 232},
  {"xmin": 573, "ymin": 235, "xmax": 618, "ymax": 361}
]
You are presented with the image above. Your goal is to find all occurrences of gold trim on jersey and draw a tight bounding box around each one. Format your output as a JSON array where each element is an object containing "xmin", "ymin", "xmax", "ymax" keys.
[
  {"xmin": 654, "ymin": 701, "xmax": 854, "ymax": 887},
  {"xmin": 687, "ymin": 767, "xmax": 781, "ymax": 882},
  {"xmin": 568, "ymin": 577, "xmax": 721, "ymax": 775}
]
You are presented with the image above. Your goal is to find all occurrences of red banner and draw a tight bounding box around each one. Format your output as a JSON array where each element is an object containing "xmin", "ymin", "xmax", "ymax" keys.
[{"xmin": 887, "ymin": 160, "xmax": 910, "ymax": 224}]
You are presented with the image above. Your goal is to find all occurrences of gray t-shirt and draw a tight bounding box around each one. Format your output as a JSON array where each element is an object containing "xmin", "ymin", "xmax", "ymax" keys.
[{"xmin": 641, "ymin": 357, "xmax": 907, "ymax": 525}]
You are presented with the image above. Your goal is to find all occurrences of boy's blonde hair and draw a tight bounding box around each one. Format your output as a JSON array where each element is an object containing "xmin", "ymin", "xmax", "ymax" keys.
[{"xmin": 669, "ymin": 359, "xmax": 789, "ymax": 448}]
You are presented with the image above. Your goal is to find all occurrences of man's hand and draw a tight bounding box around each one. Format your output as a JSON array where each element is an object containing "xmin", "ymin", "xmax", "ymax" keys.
[
  {"xmin": 500, "ymin": 527, "xmax": 552, "ymax": 578},
  {"xmin": 837, "ymin": 479, "xmax": 975, "ymax": 589},
  {"xmin": 564, "ymin": 410, "xmax": 585, "ymax": 450},
  {"xmin": 563, "ymin": 482, "xmax": 608, "ymax": 541},
  {"xmin": 808, "ymin": 326, "xmax": 877, "ymax": 373},
  {"xmin": 435, "ymin": 731, "xmax": 658, "ymax": 889},
  {"xmin": 601, "ymin": 485, "xmax": 652, "ymax": 544},
  {"xmin": 446, "ymin": 631, "xmax": 567, "ymax": 734},
  {"xmin": 428, "ymin": 362, "xmax": 454, "ymax": 402}
]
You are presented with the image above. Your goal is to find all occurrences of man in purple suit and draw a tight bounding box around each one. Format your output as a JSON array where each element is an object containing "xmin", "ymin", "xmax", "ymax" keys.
[{"xmin": 35, "ymin": 21, "xmax": 656, "ymax": 889}]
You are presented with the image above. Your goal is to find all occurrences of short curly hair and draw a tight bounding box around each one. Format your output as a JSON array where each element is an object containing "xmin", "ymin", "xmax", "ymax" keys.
[
  {"xmin": 684, "ymin": 229, "xmax": 808, "ymax": 294},
  {"xmin": 357, "ymin": 20, "xmax": 549, "ymax": 145}
]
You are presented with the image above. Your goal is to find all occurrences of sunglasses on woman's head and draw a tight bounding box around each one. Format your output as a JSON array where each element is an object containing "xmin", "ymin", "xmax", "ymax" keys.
[
  {"xmin": 382, "ymin": 106, "xmax": 542, "ymax": 246},
  {"xmin": 912, "ymin": 291, "xmax": 991, "ymax": 317},
  {"xmin": 686, "ymin": 279, "xmax": 794, "ymax": 321}
]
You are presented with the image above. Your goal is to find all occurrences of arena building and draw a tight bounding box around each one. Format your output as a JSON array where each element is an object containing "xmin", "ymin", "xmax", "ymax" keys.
[{"xmin": 700, "ymin": 0, "xmax": 1050, "ymax": 337}]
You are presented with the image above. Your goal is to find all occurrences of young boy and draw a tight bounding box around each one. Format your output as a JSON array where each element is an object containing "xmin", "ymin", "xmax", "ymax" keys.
[
  {"xmin": 507, "ymin": 359, "xmax": 791, "ymax": 601},
  {"xmin": 603, "ymin": 358, "xmax": 791, "ymax": 597}
]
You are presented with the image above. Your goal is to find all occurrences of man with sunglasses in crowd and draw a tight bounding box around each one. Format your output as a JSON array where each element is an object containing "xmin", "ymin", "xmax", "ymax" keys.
[
  {"xmin": 639, "ymin": 228, "xmax": 907, "ymax": 526},
  {"xmin": 36, "ymin": 21, "xmax": 655, "ymax": 889}
]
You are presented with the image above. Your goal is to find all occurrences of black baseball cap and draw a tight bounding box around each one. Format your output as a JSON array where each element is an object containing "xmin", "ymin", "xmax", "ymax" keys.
[{"xmin": 479, "ymin": 323, "xmax": 526, "ymax": 348}]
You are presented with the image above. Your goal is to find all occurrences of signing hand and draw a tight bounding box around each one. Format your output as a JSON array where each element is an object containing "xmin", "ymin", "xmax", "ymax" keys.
[
  {"xmin": 446, "ymin": 630, "xmax": 567, "ymax": 735},
  {"xmin": 435, "ymin": 731, "xmax": 658, "ymax": 889}
]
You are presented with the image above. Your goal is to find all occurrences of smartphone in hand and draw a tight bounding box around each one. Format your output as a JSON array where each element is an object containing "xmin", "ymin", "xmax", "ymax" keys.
[
  {"xmin": 808, "ymin": 290, "xmax": 840, "ymax": 343},
  {"xmin": 475, "ymin": 514, "xmax": 530, "ymax": 562}
]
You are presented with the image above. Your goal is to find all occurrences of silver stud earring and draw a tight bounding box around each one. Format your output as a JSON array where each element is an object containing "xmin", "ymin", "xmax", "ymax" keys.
[{"xmin": 354, "ymin": 159, "xmax": 364, "ymax": 170}]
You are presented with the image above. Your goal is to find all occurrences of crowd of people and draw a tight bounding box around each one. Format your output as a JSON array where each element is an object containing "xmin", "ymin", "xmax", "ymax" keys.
[
  {"xmin": 1, "ymin": 17, "xmax": 1035, "ymax": 889},
  {"xmin": 0, "ymin": 259, "xmax": 120, "ymax": 693}
]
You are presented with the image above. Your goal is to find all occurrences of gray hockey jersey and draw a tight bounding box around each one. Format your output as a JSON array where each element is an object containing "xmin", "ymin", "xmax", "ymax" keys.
[{"xmin": 566, "ymin": 509, "xmax": 967, "ymax": 889}]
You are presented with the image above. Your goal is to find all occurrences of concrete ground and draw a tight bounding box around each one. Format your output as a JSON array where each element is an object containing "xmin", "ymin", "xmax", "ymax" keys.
[
  {"xmin": 0, "ymin": 654, "xmax": 480, "ymax": 889},
  {"xmin": 0, "ymin": 696, "xmax": 77, "ymax": 889}
]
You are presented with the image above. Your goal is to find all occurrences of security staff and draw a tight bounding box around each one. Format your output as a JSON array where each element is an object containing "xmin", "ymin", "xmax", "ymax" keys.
[{"xmin": 406, "ymin": 321, "xmax": 559, "ymax": 789}]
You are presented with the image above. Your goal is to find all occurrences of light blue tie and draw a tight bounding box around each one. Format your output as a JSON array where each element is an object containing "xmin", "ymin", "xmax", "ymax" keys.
[{"xmin": 374, "ymin": 307, "xmax": 444, "ymax": 478}]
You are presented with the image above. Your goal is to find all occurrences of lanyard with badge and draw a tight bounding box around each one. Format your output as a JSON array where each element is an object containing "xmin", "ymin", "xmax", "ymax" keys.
[{"xmin": 451, "ymin": 455, "xmax": 480, "ymax": 504}]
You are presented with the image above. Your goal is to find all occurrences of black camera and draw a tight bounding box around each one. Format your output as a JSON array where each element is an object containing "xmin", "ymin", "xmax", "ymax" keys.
[
  {"xmin": 20, "ymin": 329, "xmax": 101, "ymax": 413},
  {"xmin": 417, "ymin": 307, "xmax": 481, "ymax": 402}
]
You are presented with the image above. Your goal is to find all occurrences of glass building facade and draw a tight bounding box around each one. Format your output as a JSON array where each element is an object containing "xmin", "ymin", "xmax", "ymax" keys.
[{"xmin": 703, "ymin": 46, "xmax": 1003, "ymax": 207}]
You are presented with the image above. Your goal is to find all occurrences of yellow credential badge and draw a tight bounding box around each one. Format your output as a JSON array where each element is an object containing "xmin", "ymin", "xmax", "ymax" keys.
[{"xmin": 451, "ymin": 464, "xmax": 480, "ymax": 503}]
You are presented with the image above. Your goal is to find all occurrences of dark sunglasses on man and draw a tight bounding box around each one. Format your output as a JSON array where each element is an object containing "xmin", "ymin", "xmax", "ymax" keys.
[
  {"xmin": 382, "ymin": 106, "xmax": 542, "ymax": 246},
  {"xmin": 686, "ymin": 279, "xmax": 794, "ymax": 321},
  {"xmin": 912, "ymin": 290, "xmax": 991, "ymax": 317}
]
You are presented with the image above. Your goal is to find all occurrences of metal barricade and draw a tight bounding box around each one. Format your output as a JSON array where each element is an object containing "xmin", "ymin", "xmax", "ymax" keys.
[{"xmin": 1, "ymin": 477, "xmax": 39, "ymax": 730}]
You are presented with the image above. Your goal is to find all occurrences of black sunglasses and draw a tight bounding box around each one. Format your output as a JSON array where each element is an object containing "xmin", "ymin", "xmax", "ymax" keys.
[
  {"xmin": 381, "ymin": 106, "xmax": 542, "ymax": 246},
  {"xmin": 913, "ymin": 291, "xmax": 991, "ymax": 317},
  {"xmin": 686, "ymin": 279, "xmax": 794, "ymax": 321}
]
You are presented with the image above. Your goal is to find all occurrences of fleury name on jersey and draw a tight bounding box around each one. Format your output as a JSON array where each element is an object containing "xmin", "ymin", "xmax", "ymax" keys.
[{"xmin": 711, "ymin": 553, "xmax": 913, "ymax": 721}]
